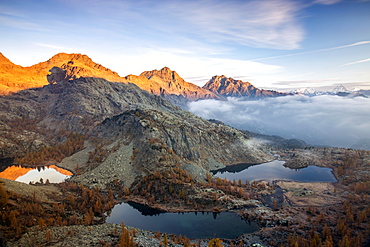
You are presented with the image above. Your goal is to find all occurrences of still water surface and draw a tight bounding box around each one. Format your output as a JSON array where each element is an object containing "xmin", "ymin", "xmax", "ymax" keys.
[
  {"xmin": 0, "ymin": 165, "xmax": 72, "ymax": 183},
  {"xmin": 107, "ymin": 160, "xmax": 336, "ymax": 239},
  {"xmin": 106, "ymin": 202, "xmax": 259, "ymax": 239},
  {"xmin": 213, "ymin": 160, "xmax": 337, "ymax": 183}
]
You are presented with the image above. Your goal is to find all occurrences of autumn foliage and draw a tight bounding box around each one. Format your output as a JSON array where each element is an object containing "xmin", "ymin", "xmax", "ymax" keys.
[
  {"xmin": 0, "ymin": 181, "xmax": 116, "ymax": 240},
  {"xmin": 14, "ymin": 133, "xmax": 84, "ymax": 166}
]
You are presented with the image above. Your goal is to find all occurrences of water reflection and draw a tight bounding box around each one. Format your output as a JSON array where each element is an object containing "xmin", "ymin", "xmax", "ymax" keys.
[
  {"xmin": 107, "ymin": 202, "xmax": 259, "ymax": 239},
  {"xmin": 212, "ymin": 160, "xmax": 337, "ymax": 183},
  {"xmin": 0, "ymin": 165, "xmax": 72, "ymax": 184}
]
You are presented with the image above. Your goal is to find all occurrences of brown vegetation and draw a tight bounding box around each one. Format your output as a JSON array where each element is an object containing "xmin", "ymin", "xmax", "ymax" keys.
[
  {"xmin": 127, "ymin": 165, "xmax": 272, "ymax": 212},
  {"xmin": 0, "ymin": 181, "xmax": 116, "ymax": 241},
  {"xmin": 14, "ymin": 133, "xmax": 84, "ymax": 166},
  {"xmin": 265, "ymin": 148, "xmax": 370, "ymax": 247}
]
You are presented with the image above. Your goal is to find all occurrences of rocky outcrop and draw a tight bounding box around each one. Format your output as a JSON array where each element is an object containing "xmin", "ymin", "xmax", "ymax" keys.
[
  {"xmin": 203, "ymin": 75, "xmax": 289, "ymax": 99},
  {"xmin": 76, "ymin": 108, "xmax": 272, "ymax": 188}
]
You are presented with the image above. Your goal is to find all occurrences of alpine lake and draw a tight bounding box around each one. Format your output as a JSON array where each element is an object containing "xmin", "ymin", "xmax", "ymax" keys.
[{"xmin": 107, "ymin": 160, "xmax": 337, "ymax": 239}]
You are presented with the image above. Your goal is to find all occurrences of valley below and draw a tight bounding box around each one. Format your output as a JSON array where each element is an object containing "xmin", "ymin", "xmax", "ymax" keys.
[
  {"xmin": 1, "ymin": 147, "xmax": 369, "ymax": 247},
  {"xmin": 0, "ymin": 53, "xmax": 369, "ymax": 247}
]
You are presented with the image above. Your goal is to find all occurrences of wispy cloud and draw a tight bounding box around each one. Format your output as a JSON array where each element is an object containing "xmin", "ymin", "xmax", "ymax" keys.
[
  {"xmin": 162, "ymin": 0, "xmax": 305, "ymax": 50},
  {"xmin": 66, "ymin": 0, "xmax": 306, "ymax": 50},
  {"xmin": 34, "ymin": 43, "xmax": 77, "ymax": 52},
  {"xmin": 313, "ymin": 0, "xmax": 342, "ymax": 5},
  {"xmin": 251, "ymin": 41, "xmax": 370, "ymax": 61},
  {"xmin": 339, "ymin": 58, "xmax": 370, "ymax": 67},
  {"xmin": 0, "ymin": 15, "xmax": 47, "ymax": 32}
]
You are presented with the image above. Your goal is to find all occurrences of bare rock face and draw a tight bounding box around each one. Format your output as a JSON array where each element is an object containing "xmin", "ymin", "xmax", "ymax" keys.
[
  {"xmin": 203, "ymin": 75, "xmax": 289, "ymax": 99},
  {"xmin": 80, "ymin": 107, "xmax": 272, "ymax": 188}
]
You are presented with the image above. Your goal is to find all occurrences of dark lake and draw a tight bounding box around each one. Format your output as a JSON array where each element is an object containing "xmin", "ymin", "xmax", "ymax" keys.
[
  {"xmin": 106, "ymin": 160, "xmax": 336, "ymax": 239},
  {"xmin": 212, "ymin": 160, "xmax": 337, "ymax": 183},
  {"xmin": 106, "ymin": 201, "xmax": 259, "ymax": 239}
]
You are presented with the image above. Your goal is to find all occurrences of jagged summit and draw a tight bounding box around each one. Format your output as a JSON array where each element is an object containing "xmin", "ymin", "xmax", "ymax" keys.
[
  {"xmin": 139, "ymin": 67, "xmax": 220, "ymax": 101},
  {"xmin": 140, "ymin": 67, "xmax": 184, "ymax": 83},
  {"xmin": 203, "ymin": 75, "xmax": 288, "ymax": 98},
  {"xmin": 291, "ymin": 85, "xmax": 367, "ymax": 98},
  {"xmin": 332, "ymin": 84, "xmax": 349, "ymax": 94},
  {"xmin": 203, "ymin": 75, "xmax": 255, "ymax": 96},
  {"xmin": 32, "ymin": 52, "xmax": 125, "ymax": 82}
]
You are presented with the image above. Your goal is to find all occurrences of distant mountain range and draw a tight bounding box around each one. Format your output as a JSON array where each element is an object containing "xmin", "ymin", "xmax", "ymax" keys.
[
  {"xmin": 0, "ymin": 52, "xmax": 288, "ymax": 106},
  {"xmin": 291, "ymin": 84, "xmax": 369, "ymax": 98}
]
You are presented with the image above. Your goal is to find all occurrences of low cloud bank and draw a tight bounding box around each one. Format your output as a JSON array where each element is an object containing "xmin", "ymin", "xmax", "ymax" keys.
[{"xmin": 188, "ymin": 95, "xmax": 370, "ymax": 148}]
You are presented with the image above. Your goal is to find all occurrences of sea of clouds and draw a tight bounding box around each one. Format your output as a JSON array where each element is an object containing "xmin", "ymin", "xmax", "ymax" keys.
[{"xmin": 188, "ymin": 95, "xmax": 370, "ymax": 149}]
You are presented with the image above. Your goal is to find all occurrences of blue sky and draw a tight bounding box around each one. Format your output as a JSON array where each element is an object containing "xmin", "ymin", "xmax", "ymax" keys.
[{"xmin": 1, "ymin": 0, "xmax": 369, "ymax": 91}]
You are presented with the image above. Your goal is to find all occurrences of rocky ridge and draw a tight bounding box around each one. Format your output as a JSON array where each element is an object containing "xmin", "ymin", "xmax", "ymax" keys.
[
  {"xmin": 0, "ymin": 75, "xmax": 272, "ymax": 188},
  {"xmin": 1, "ymin": 53, "xmax": 289, "ymax": 106},
  {"xmin": 0, "ymin": 52, "xmax": 125, "ymax": 95},
  {"xmin": 0, "ymin": 53, "xmax": 222, "ymax": 106}
]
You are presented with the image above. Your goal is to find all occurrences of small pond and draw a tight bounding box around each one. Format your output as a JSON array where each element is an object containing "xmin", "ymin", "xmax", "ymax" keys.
[
  {"xmin": 212, "ymin": 160, "xmax": 337, "ymax": 183},
  {"xmin": 106, "ymin": 202, "xmax": 259, "ymax": 239},
  {"xmin": 0, "ymin": 165, "xmax": 73, "ymax": 184}
]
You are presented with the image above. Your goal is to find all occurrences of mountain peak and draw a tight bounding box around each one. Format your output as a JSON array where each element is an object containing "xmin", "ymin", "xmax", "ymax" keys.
[
  {"xmin": 332, "ymin": 84, "xmax": 349, "ymax": 94},
  {"xmin": 0, "ymin": 52, "xmax": 126, "ymax": 95},
  {"xmin": 47, "ymin": 53, "xmax": 94, "ymax": 65},
  {"xmin": 138, "ymin": 67, "xmax": 220, "ymax": 101},
  {"xmin": 203, "ymin": 76, "xmax": 255, "ymax": 97},
  {"xmin": 204, "ymin": 75, "xmax": 288, "ymax": 98},
  {"xmin": 33, "ymin": 52, "xmax": 125, "ymax": 83},
  {"xmin": 140, "ymin": 67, "xmax": 182, "ymax": 83}
]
